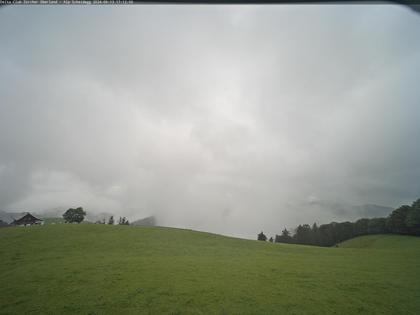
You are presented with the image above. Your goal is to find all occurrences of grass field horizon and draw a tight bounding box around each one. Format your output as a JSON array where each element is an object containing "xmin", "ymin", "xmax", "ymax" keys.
[{"xmin": 1, "ymin": 225, "xmax": 420, "ymax": 314}]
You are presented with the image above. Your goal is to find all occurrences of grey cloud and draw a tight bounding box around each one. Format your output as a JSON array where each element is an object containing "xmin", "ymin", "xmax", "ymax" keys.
[{"xmin": 1, "ymin": 4, "xmax": 420, "ymax": 238}]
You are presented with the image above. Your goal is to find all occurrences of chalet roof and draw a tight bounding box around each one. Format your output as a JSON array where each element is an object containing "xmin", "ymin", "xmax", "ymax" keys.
[{"xmin": 12, "ymin": 212, "xmax": 43, "ymax": 225}]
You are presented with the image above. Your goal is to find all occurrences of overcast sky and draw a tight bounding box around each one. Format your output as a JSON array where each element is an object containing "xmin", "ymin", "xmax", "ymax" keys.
[{"xmin": 0, "ymin": 4, "xmax": 419, "ymax": 238}]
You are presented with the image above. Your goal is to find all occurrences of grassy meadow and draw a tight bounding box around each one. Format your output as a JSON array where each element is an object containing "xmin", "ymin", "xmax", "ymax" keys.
[{"xmin": 1, "ymin": 225, "xmax": 419, "ymax": 314}]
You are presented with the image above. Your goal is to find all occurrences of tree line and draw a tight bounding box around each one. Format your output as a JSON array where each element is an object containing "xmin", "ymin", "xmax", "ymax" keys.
[
  {"xmin": 258, "ymin": 198, "xmax": 420, "ymax": 246},
  {"xmin": 63, "ymin": 208, "xmax": 129, "ymax": 225}
]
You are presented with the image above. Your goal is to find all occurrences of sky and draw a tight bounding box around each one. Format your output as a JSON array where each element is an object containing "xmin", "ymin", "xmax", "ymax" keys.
[{"xmin": 0, "ymin": 4, "xmax": 420, "ymax": 239}]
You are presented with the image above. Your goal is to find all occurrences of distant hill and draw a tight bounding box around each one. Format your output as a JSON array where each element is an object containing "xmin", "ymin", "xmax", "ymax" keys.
[
  {"xmin": 35, "ymin": 209, "xmax": 114, "ymax": 224},
  {"xmin": 131, "ymin": 215, "xmax": 156, "ymax": 226},
  {"xmin": 85, "ymin": 212, "xmax": 114, "ymax": 223},
  {"xmin": 353, "ymin": 204, "xmax": 394, "ymax": 218},
  {"xmin": 36, "ymin": 207, "xmax": 66, "ymax": 218},
  {"xmin": 0, "ymin": 210, "xmax": 26, "ymax": 224},
  {"xmin": 306, "ymin": 200, "xmax": 393, "ymax": 221}
]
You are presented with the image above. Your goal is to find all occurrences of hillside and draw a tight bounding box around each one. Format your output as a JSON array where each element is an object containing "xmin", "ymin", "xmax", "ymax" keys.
[
  {"xmin": 1, "ymin": 226, "xmax": 420, "ymax": 314},
  {"xmin": 131, "ymin": 215, "xmax": 156, "ymax": 226},
  {"xmin": 338, "ymin": 234, "xmax": 420, "ymax": 250}
]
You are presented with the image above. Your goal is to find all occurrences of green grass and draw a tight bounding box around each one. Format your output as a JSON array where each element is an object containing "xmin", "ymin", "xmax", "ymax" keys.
[
  {"xmin": 1, "ymin": 226, "xmax": 419, "ymax": 315},
  {"xmin": 338, "ymin": 234, "xmax": 420, "ymax": 250}
]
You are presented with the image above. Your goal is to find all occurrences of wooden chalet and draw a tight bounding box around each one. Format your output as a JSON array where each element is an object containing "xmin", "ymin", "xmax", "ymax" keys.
[{"xmin": 12, "ymin": 213, "xmax": 43, "ymax": 226}]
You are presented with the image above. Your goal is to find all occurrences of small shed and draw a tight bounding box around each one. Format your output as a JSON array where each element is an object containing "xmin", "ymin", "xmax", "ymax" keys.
[{"xmin": 12, "ymin": 213, "xmax": 43, "ymax": 226}]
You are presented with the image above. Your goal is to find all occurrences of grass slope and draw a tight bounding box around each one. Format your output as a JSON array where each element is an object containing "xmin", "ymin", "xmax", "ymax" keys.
[
  {"xmin": 338, "ymin": 234, "xmax": 420, "ymax": 250},
  {"xmin": 1, "ymin": 226, "xmax": 420, "ymax": 315}
]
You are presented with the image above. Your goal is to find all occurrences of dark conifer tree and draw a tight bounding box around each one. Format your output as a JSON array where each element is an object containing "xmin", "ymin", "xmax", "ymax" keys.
[
  {"xmin": 387, "ymin": 205, "xmax": 411, "ymax": 234},
  {"xmin": 406, "ymin": 199, "xmax": 420, "ymax": 235},
  {"xmin": 257, "ymin": 231, "xmax": 267, "ymax": 241}
]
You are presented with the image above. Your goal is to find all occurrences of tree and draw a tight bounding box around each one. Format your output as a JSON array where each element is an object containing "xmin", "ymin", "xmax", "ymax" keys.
[
  {"xmin": 387, "ymin": 205, "xmax": 411, "ymax": 234},
  {"xmin": 406, "ymin": 199, "xmax": 420, "ymax": 235},
  {"xmin": 318, "ymin": 223, "xmax": 336, "ymax": 247},
  {"xmin": 275, "ymin": 228, "xmax": 292, "ymax": 243},
  {"xmin": 293, "ymin": 224, "xmax": 312, "ymax": 244},
  {"xmin": 368, "ymin": 218, "xmax": 387, "ymax": 234},
  {"xmin": 336, "ymin": 222, "xmax": 354, "ymax": 242},
  {"xmin": 354, "ymin": 218, "xmax": 370, "ymax": 236},
  {"xmin": 257, "ymin": 231, "xmax": 267, "ymax": 241},
  {"xmin": 311, "ymin": 223, "xmax": 319, "ymax": 245},
  {"xmin": 269, "ymin": 237, "xmax": 274, "ymax": 243},
  {"xmin": 118, "ymin": 217, "xmax": 130, "ymax": 225},
  {"xmin": 63, "ymin": 207, "xmax": 86, "ymax": 224},
  {"xmin": 108, "ymin": 216, "xmax": 114, "ymax": 225},
  {"xmin": 269, "ymin": 198, "xmax": 420, "ymax": 247}
]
